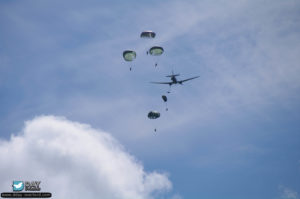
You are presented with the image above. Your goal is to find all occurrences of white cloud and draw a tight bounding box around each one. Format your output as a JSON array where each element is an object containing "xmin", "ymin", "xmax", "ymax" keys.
[
  {"xmin": 279, "ymin": 185, "xmax": 299, "ymax": 199},
  {"xmin": 1, "ymin": 0, "xmax": 300, "ymax": 153},
  {"xmin": 0, "ymin": 116, "xmax": 172, "ymax": 199},
  {"xmin": 147, "ymin": 0, "xmax": 300, "ymax": 129}
]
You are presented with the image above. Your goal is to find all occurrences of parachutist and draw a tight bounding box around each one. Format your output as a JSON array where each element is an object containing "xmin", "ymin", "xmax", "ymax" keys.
[
  {"xmin": 148, "ymin": 111, "xmax": 160, "ymax": 133},
  {"xmin": 123, "ymin": 50, "xmax": 136, "ymax": 72},
  {"xmin": 146, "ymin": 51, "xmax": 149, "ymax": 55},
  {"xmin": 149, "ymin": 46, "xmax": 164, "ymax": 67},
  {"xmin": 162, "ymin": 95, "xmax": 168, "ymax": 111}
]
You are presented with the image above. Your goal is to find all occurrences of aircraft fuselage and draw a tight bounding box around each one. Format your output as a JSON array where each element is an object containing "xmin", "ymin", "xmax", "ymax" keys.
[{"xmin": 171, "ymin": 76, "xmax": 177, "ymax": 84}]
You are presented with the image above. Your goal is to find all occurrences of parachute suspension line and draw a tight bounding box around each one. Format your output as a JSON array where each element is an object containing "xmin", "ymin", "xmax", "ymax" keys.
[
  {"xmin": 128, "ymin": 63, "xmax": 133, "ymax": 71},
  {"xmin": 162, "ymin": 95, "xmax": 168, "ymax": 111},
  {"xmin": 148, "ymin": 111, "xmax": 160, "ymax": 133},
  {"xmin": 167, "ymin": 85, "xmax": 172, "ymax": 93},
  {"xmin": 123, "ymin": 50, "xmax": 136, "ymax": 72},
  {"xmin": 153, "ymin": 56, "xmax": 158, "ymax": 68},
  {"xmin": 149, "ymin": 46, "xmax": 163, "ymax": 68},
  {"xmin": 154, "ymin": 56, "xmax": 159, "ymax": 68}
]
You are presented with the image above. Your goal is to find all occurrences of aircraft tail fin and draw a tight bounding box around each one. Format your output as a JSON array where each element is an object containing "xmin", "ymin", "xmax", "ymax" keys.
[{"xmin": 166, "ymin": 70, "xmax": 180, "ymax": 77}]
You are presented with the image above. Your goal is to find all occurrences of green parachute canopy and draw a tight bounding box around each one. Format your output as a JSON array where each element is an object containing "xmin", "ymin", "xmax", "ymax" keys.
[
  {"xmin": 148, "ymin": 111, "xmax": 160, "ymax": 119},
  {"xmin": 140, "ymin": 31, "xmax": 156, "ymax": 38},
  {"xmin": 123, "ymin": 50, "xmax": 136, "ymax": 62},
  {"xmin": 149, "ymin": 46, "xmax": 164, "ymax": 56}
]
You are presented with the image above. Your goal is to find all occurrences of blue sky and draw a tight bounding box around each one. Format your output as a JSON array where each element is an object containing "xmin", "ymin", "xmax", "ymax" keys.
[{"xmin": 0, "ymin": 0, "xmax": 300, "ymax": 198}]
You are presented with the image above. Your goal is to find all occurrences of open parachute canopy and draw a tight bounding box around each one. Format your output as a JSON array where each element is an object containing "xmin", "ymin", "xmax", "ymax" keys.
[
  {"xmin": 149, "ymin": 46, "xmax": 164, "ymax": 56},
  {"xmin": 148, "ymin": 111, "xmax": 160, "ymax": 119},
  {"xmin": 123, "ymin": 50, "xmax": 136, "ymax": 62},
  {"xmin": 162, "ymin": 95, "xmax": 167, "ymax": 102},
  {"xmin": 140, "ymin": 31, "xmax": 156, "ymax": 38}
]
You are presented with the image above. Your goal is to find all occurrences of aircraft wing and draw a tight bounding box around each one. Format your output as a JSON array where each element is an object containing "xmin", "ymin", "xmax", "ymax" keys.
[
  {"xmin": 150, "ymin": 81, "xmax": 173, "ymax": 85},
  {"xmin": 178, "ymin": 76, "xmax": 200, "ymax": 84}
]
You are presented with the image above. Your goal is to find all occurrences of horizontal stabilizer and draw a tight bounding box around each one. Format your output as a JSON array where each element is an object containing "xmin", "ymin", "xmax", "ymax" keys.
[{"xmin": 166, "ymin": 74, "xmax": 180, "ymax": 77}]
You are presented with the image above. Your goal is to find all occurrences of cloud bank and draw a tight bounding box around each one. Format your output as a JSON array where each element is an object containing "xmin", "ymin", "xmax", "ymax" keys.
[
  {"xmin": 0, "ymin": 116, "xmax": 172, "ymax": 199},
  {"xmin": 280, "ymin": 186, "xmax": 299, "ymax": 199}
]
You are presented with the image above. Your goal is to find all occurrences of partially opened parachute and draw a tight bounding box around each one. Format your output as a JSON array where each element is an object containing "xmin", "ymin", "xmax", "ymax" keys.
[
  {"xmin": 149, "ymin": 46, "xmax": 164, "ymax": 56},
  {"xmin": 140, "ymin": 31, "xmax": 156, "ymax": 38},
  {"xmin": 162, "ymin": 95, "xmax": 168, "ymax": 111},
  {"xmin": 148, "ymin": 111, "xmax": 160, "ymax": 119},
  {"xmin": 123, "ymin": 50, "xmax": 136, "ymax": 62}
]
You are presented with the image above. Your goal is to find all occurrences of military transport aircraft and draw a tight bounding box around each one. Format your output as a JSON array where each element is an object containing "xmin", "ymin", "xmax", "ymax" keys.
[{"xmin": 150, "ymin": 71, "xmax": 200, "ymax": 86}]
